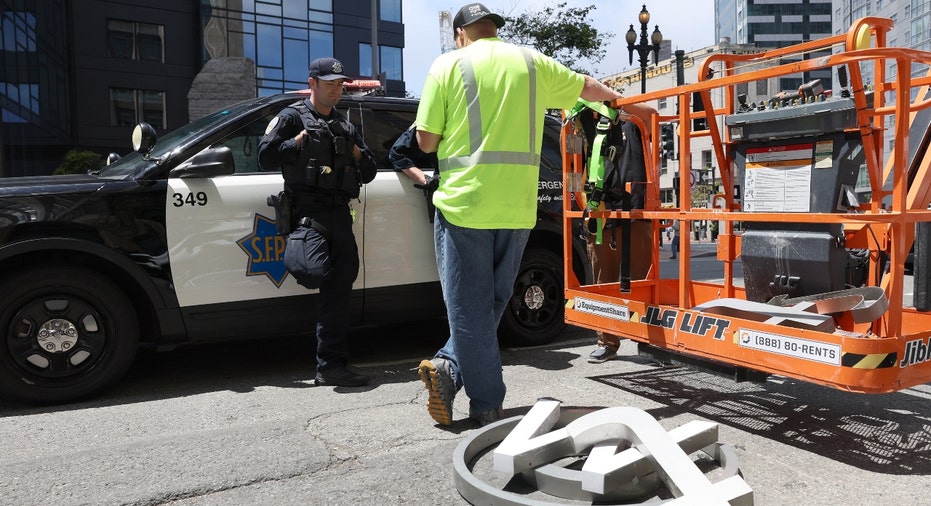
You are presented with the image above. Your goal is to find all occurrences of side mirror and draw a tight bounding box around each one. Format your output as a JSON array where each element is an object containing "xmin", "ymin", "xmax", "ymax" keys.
[
  {"xmin": 169, "ymin": 146, "xmax": 235, "ymax": 178},
  {"xmin": 106, "ymin": 153, "xmax": 121, "ymax": 165},
  {"xmin": 132, "ymin": 122, "xmax": 157, "ymax": 156}
]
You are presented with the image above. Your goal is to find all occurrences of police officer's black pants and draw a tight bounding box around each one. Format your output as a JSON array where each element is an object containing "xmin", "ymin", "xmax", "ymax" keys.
[{"xmin": 300, "ymin": 204, "xmax": 359, "ymax": 372}]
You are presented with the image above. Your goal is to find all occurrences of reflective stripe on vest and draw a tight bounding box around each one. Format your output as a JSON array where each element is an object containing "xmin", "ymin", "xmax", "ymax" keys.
[{"xmin": 438, "ymin": 46, "xmax": 538, "ymax": 173}]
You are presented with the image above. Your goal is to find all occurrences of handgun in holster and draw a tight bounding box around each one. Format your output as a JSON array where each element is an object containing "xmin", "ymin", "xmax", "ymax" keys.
[{"xmin": 267, "ymin": 190, "xmax": 294, "ymax": 235}]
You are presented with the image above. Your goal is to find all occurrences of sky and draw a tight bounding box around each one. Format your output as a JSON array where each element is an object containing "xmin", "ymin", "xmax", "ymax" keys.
[{"xmin": 402, "ymin": 0, "xmax": 717, "ymax": 97}]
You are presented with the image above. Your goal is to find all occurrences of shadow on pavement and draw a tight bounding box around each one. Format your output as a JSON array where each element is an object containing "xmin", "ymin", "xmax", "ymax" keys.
[
  {"xmin": 0, "ymin": 318, "xmax": 590, "ymax": 416},
  {"xmin": 592, "ymin": 365, "xmax": 931, "ymax": 475}
]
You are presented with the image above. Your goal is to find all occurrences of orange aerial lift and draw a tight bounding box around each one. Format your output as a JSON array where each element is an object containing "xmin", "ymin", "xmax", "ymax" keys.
[{"xmin": 561, "ymin": 17, "xmax": 931, "ymax": 393}]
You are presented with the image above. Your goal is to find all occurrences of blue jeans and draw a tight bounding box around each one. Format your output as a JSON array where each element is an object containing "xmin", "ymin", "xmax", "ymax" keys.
[{"xmin": 433, "ymin": 210, "xmax": 530, "ymax": 416}]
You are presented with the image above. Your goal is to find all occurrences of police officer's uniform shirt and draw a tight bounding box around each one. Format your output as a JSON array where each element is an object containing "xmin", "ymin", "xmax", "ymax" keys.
[{"xmin": 258, "ymin": 99, "xmax": 376, "ymax": 195}]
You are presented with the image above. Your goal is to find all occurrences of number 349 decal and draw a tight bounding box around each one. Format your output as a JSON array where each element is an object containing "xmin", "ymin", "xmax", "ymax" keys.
[{"xmin": 172, "ymin": 192, "xmax": 208, "ymax": 207}]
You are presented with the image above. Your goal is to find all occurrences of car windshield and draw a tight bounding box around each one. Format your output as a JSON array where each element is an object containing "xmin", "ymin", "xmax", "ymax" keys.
[{"xmin": 98, "ymin": 97, "xmax": 269, "ymax": 178}]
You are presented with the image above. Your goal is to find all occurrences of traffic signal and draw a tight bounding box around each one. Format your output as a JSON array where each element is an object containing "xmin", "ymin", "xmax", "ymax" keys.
[
  {"xmin": 660, "ymin": 123, "xmax": 675, "ymax": 161},
  {"xmin": 692, "ymin": 92, "xmax": 707, "ymax": 131}
]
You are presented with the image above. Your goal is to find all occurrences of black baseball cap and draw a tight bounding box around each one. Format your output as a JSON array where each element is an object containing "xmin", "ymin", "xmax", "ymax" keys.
[
  {"xmin": 308, "ymin": 57, "xmax": 353, "ymax": 82},
  {"xmin": 453, "ymin": 3, "xmax": 505, "ymax": 31}
]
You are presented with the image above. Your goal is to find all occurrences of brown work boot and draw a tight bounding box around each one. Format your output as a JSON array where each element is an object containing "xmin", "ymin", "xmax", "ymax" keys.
[{"xmin": 418, "ymin": 358, "xmax": 455, "ymax": 426}]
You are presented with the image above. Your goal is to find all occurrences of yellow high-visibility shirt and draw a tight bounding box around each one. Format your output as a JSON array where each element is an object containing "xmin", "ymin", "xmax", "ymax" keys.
[{"xmin": 416, "ymin": 37, "xmax": 585, "ymax": 229}]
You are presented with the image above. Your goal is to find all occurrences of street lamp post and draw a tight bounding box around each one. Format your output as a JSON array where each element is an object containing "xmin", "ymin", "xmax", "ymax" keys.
[{"xmin": 626, "ymin": 5, "xmax": 663, "ymax": 95}]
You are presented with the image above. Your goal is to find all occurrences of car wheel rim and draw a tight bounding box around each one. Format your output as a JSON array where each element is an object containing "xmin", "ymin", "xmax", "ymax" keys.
[
  {"xmin": 511, "ymin": 265, "xmax": 561, "ymax": 331},
  {"xmin": 522, "ymin": 285, "xmax": 546, "ymax": 310},
  {"xmin": 6, "ymin": 296, "xmax": 106, "ymax": 379}
]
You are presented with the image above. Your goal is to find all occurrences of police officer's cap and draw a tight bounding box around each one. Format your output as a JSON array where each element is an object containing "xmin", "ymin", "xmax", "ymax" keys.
[
  {"xmin": 309, "ymin": 57, "xmax": 353, "ymax": 82},
  {"xmin": 453, "ymin": 3, "xmax": 505, "ymax": 31}
]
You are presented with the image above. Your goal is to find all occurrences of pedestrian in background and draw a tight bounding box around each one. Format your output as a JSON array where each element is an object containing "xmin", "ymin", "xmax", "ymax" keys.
[{"xmin": 670, "ymin": 220, "xmax": 681, "ymax": 259}]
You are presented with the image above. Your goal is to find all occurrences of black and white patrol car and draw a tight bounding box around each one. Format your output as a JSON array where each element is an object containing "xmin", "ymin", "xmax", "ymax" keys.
[{"xmin": 0, "ymin": 91, "xmax": 590, "ymax": 404}]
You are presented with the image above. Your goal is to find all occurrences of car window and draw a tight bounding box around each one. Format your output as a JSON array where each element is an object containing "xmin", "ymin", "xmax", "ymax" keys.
[
  {"xmin": 338, "ymin": 101, "xmax": 415, "ymax": 170},
  {"xmin": 540, "ymin": 116, "xmax": 563, "ymax": 174},
  {"xmin": 99, "ymin": 98, "xmax": 271, "ymax": 178},
  {"xmin": 210, "ymin": 110, "xmax": 282, "ymax": 174},
  {"xmin": 369, "ymin": 108, "xmax": 417, "ymax": 170}
]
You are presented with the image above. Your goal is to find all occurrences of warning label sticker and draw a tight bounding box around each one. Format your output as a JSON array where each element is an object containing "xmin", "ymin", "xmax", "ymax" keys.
[{"xmin": 743, "ymin": 143, "xmax": 813, "ymax": 212}]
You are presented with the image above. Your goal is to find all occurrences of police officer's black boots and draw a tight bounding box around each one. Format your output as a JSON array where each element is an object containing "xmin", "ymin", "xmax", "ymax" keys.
[{"xmin": 314, "ymin": 366, "xmax": 370, "ymax": 387}]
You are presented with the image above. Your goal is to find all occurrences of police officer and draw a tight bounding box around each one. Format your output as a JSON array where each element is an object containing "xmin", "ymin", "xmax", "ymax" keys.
[{"xmin": 258, "ymin": 57, "xmax": 376, "ymax": 387}]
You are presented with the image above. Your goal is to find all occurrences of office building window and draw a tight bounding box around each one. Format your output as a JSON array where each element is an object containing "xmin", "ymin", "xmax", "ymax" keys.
[
  {"xmin": 1, "ymin": 83, "xmax": 38, "ymax": 122},
  {"xmin": 110, "ymin": 88, "xmax": 165, "ymax": 128},
  {"xmin": 1, "ymin": 10, "xmax": 37, "ymax": 51},
  {"xmin": 359, "ymin": 43, "xmax": 402, "ymax": 80},
  {"xmin": 1, "ymin": 10, "xmax": 39, "ymax": 122},
  {"xmin": 359, "ymin": 43, "xmax": 372, "ymax": 77},
  {"xmin": 107, "ymin": 19, "xmax": 164, "ymax": 62},
  {"xmin": 381, "ymin": 0, "xmax": 401, "ymax": 22},
  {"xmin": 756, "ymin": 79, "xmax": 768, "ymax": 96},
  {"xmin": 309, "ymin": 27, "xmax": 334, "ymax": 61},
  {"xmin": 380, "ymin": 45, "xmax": 402, "ymax": 80},
  {"xmin": 202, "ymin": 0, "xmax": 335, "ymax": 94}
]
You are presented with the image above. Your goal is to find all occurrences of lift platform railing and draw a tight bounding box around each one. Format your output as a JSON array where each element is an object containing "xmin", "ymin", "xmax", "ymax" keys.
[{"xmin": 560, "ymin": 17, "xmax": 931, "ymax": 393}]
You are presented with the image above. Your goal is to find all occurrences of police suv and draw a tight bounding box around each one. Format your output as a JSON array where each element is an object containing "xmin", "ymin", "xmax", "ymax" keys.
[{"xmin": 0, "ymin": 91, "xmax": 589, "ymax": 404}]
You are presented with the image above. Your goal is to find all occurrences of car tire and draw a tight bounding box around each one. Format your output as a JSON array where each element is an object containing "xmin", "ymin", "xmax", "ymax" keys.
[
  {"xmin": 499, "ymin": 247, "xmax": 565, "ymax": 346},
  {"xmin": 0, "ymin": 266, "xmax": 139, "ymax": 404}
]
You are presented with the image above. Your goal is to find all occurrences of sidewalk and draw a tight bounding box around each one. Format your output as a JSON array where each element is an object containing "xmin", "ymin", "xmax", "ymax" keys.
[{"xmin": 660, "ymin": 237, "xmax": 719, "ymax": 259}]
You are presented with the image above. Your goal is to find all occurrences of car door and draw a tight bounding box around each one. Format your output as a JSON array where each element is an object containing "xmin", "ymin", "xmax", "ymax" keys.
[
  {"xmin": 342, "ymin": 100, "xmax": 438, "ymax": 290},
  {"xmin": 165, "ymin": 103, "xmax": 366, "ymax": 308}
]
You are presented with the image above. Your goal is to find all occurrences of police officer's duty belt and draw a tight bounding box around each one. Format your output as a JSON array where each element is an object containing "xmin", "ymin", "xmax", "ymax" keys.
[{"xmin": 292, "ymin": 192, "xmax": 350, "ymax": 208}]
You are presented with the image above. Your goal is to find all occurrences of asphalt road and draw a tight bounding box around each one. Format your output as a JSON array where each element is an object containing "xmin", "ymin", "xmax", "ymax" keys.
[
  {"xmin": 1, "ymin": 244, "xmax": 928, "ymax": 505},
  {"xmin": 1, "ymin": 318, "xmax": 929, "ymax": 505}
]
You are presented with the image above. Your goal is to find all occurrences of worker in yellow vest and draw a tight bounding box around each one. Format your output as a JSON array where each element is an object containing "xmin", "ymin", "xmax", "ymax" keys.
[{"xmin": 414, "ymin": 2, "xmax": 653, "ymax": 427}]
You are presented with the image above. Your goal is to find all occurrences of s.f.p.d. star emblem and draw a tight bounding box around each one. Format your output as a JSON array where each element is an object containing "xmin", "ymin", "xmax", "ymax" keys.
[{"xmin": 236, "ymin": 213, "xmax": 289, "ymax": 287}]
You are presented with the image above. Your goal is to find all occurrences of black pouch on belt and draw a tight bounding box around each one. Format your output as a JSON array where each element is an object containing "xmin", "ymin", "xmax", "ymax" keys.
[{"xmin": 283, "ymin": 217, "xmax": 331, "ymax": 289}]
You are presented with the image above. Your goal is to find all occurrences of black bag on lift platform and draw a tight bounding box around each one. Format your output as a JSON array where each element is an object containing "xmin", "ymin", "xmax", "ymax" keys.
[{"xmin": 577, "ymin": 113, "xmax": 647, "ymax": 210}]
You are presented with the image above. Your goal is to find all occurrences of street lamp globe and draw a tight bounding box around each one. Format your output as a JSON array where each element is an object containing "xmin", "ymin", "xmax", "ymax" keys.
[
  {"xmin": 638, "ymin": 5, "xmax": 650, "ymax": 25},
  {"xmin": 626, "ymin": 24, "xmax": 637, "ymax": 45}
]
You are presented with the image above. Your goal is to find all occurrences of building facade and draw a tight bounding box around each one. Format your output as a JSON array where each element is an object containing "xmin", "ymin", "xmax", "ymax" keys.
[
  {"xmin": 0, "ymin": 0, "xmax": 406, "ymax": 177},
  {"xmin": 832, "ymin": 0, "xmax": 931, "ymax": 165},
  {"xmin": 715, "ymin": 0, "xmax": 834, "ymax": 93},
  {"xmin": 830, "ymin": 0, "xmax": 931, "ymax": 88}
]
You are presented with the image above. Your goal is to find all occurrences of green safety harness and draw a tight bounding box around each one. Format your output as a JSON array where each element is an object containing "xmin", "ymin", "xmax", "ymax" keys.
[
  {"xmin": 566, "ymin": 98, "xmax": 638, "ymax": 293},
  {"xmin": 566, "ymin": 98, "xmax": 620, "ymax": 245}
]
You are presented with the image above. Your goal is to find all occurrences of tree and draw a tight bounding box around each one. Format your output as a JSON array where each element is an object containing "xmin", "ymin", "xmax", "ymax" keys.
[
  {"xmin": 55, "ymin": 149, "xmax": 103, "ymax": 175},
  {"xmin": 499, "ymin": 3, "xmax": 611, "ymax": 76}
]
